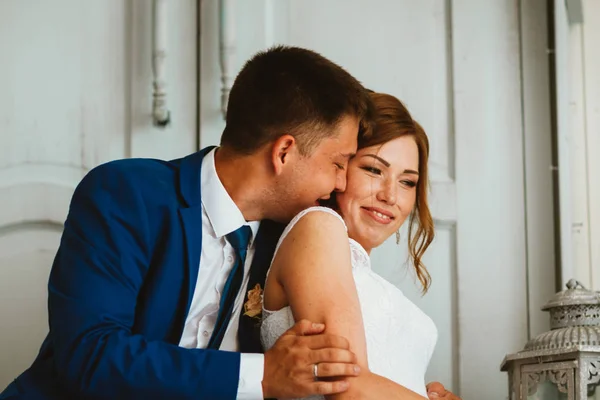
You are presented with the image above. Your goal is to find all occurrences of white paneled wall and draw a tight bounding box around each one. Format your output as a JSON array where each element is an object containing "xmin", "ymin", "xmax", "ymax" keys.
[
  {"xmin": 555, "ymin": 0, "xmax": 600, "ymax": 291},
  {"xmin": 0, "ymin": 0, "xmax": 197, "ymax": 388},
  {"xmin": 452, "ymin": 2, "xmax": 529, "ymax": 397},
  {"xmin": 520, "ymin": 0, "xmax": 557, "ymax": 339},
  {"xmin": 581, "ymin": 0, "xmax": 600, "ymax": 291}
]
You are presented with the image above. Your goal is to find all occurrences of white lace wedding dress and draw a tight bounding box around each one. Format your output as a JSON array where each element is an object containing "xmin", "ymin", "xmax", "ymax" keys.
[{"xmin": 261, "ymin": 207, "xmax": 438, "ymax": 399}]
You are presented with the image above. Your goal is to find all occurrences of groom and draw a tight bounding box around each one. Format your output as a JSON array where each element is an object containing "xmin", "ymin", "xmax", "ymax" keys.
[{"xmin": 0, "ymin": 46, "xmax": 374, "ymax": 399}]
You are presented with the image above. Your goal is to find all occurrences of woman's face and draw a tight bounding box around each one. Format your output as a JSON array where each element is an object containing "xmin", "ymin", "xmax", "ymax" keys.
[{"xmin": 337, "ymin": 135, "xmax": 419, "ymax": 253}]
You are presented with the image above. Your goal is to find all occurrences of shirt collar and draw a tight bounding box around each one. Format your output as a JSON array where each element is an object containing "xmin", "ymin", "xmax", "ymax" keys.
[{"xmin": 201, "ymin": 148, "xmax": 260, "ymax": 243}]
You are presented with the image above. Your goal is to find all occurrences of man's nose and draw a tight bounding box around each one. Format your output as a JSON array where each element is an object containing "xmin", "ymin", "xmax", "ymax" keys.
[{"xmin": 334, "ymin": 169, "xmax": 347, "ymax": 192}]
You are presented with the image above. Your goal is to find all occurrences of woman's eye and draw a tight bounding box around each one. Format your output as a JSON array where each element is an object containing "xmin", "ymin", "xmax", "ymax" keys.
[
  {"xmin": 361, "ymin": 166, "xmax": 381, "ymax": 175},
  {"xmin": 401, "ymin": 180, "xmax": 417, "ymax": 188}
]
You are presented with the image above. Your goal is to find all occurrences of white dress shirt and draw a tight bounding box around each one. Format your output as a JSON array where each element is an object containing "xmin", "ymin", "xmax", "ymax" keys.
[{"xmin": 178, "ymin": 148, "xmax": 263, "ymax": 399}]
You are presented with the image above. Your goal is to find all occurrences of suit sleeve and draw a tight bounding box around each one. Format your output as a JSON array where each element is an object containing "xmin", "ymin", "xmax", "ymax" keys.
[{"xmin": 47, "ymin": 163, "xmax": 241, "ymax": 399}]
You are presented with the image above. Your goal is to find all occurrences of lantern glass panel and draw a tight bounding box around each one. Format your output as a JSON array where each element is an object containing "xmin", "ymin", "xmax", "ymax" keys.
[
  {"xmin": 526, "ymin": 381, "xmax": 568, "ymax": 400},
  {"xmin": 520, "ymin": 363, "xmax": 575, "ymax": 400}
]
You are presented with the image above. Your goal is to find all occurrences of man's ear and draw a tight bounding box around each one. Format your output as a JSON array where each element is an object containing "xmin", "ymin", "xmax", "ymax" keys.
[{"xmin": 270, "ymin": 135, "xmax": 297, "ymax": 175}]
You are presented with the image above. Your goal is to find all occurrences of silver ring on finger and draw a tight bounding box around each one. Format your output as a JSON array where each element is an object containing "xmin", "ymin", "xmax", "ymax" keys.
[{"xmin": 313, "ymin": 363, "xmax": 319, "ymax": 381}]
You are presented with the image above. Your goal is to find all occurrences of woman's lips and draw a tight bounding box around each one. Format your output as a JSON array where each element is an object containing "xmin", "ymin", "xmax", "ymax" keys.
[{"xmin": 361, "ymin": 207, "xmax": 394, "ymax": 224}]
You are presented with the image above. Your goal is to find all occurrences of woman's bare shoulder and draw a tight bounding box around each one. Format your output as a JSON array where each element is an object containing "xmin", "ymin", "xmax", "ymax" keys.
[
  {"xmin": 285, "ymin": 206, "xmax": 347, "ymax": 238},
  {"xmin": 275, "ymin": 206, "xmax": 351, "ymax": 270}
]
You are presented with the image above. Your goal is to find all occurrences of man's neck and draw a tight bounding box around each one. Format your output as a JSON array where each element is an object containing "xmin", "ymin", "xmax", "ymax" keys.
[{"xmin": 213, "ymin": 147, "xmax": 270, "ymax": 222}]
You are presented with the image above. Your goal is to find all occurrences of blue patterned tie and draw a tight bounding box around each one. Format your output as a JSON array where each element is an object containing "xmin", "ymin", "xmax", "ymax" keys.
[{"xmin": 207, "ymin": 225, "xmax": 252, "ymax": 349}]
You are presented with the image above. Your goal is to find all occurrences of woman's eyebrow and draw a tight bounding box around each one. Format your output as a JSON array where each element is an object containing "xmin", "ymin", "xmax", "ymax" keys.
[
  {"xmin": 362, "ymin": 154, "xmax": 419, "ymax": 175},
  {"xmin": 361, "ymin": 154, "xmax": 390, "ymax": 167}
]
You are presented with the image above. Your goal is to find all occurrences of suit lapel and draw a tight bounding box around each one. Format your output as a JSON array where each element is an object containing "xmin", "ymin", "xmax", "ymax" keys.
[
  {"xmin": 238, "ymin": 219, "xmax": 285, "ymax": 353},
  {"xmin": 177, "ymin": 147, "xmax": 216, "ymax": 323},
  {"xmin": 178, "ymin": 206, "xmax": 204, "ymax": 313}
]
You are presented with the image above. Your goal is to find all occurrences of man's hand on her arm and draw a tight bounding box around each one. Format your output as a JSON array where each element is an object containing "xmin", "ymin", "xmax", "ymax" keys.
[{"xmin": 262, "ymin": 319, "xmax": 360, "ymax": 399}]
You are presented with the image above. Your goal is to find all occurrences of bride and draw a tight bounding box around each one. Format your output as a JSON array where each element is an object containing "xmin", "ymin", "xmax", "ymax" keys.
[{"xmin": 261, "ymin": 92, "xmax": 456, "ymax": 399}]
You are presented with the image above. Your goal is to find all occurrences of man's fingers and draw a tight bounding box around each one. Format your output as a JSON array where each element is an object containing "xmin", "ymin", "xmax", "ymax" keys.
[
  {"xmin": 427, "ymin": 382, "xmax": 446, "ymax": 394},
  {"xmin": 311, "ymin": 380, "xmax": 350, "ymax": 396},
  {"xmin": 314, "ymin": 362, "xmax": 360, "ymax": 378},
  {"xmin": 426, "ymin": 382, "xmax": 445, "ymax": 390},
  {"xmin": 267, "ymin": 321, "xmax": 358, "ymax": 398},
  {"xmin": 309, "ymin": 348, "xmax": 357, "ymax": 364},
  {"xmin": 284, "ymin": 319, "xmax": 325, "ymax": 336}
]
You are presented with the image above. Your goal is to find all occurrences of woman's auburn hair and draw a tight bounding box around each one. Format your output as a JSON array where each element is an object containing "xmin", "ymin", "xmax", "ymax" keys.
[{"xmin": 361, "ymin": 92, "xmax": 434, "ymax": 293}]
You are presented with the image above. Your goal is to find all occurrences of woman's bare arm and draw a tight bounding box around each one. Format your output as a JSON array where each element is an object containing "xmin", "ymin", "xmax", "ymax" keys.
[{"xmin": 270, "ymin": 211, "xmax": 427, "ymax": 399}]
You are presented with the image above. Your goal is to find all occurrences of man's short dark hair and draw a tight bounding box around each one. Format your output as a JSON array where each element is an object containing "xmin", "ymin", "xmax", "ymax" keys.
[{"xmin": 220, "ymin": 45, "xmax": 374, "ymax": 155}]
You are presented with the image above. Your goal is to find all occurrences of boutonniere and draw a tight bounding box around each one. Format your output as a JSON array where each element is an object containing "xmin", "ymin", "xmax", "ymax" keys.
[{"xmin": 243, "ymin": 283, "xmax": 263, "ymax": 320}]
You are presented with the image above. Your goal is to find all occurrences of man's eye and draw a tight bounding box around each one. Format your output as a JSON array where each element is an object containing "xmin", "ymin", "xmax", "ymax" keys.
[{"xmin": 335, "ymin": 163, "xmax": 345, "ymax": 170}]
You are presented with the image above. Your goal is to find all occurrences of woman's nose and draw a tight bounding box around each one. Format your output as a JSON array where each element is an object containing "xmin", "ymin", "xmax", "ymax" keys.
[{"xmin": 376, "ymin": 179, "xmax": 397, "ymax": 204}]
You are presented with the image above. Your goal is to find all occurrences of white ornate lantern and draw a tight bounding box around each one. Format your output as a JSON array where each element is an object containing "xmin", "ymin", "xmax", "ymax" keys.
[{"xmin": 501, "ymin": 279, "xmax": 600, "ymax": 399}]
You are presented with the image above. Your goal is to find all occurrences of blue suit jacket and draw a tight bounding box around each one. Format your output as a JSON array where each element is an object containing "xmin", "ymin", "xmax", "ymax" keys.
[{"xmin": 0, "ymin": 148, "xmax": 284, "ymax": 399}]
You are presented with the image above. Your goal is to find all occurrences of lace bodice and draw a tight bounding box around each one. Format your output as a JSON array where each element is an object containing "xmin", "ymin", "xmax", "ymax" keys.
[{"xmin": 261, "ymin": 207, "xmax": 438, "ymax": 399}]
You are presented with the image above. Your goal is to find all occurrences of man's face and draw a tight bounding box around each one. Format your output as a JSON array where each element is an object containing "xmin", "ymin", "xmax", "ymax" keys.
[{"xmin": 271, "ymin": 115, "xmax": 359, "ymax": 222}]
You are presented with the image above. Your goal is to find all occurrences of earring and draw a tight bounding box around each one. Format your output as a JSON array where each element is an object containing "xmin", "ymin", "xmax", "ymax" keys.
[{"xmin": 396, "ymin": 230, "xmax": 400, "ymax": 245}]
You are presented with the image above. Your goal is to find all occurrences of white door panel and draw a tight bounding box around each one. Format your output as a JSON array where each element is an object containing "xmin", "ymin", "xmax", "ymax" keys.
[
  {"xmin": 0, "ymin": 0, "xmax": 197, "ymax": 388},
  {"xmin": 0, "ymin": 232, "xmax": 59, "ymax": 383}
]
